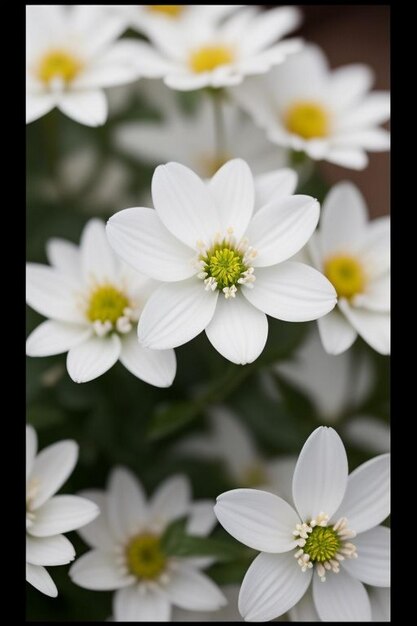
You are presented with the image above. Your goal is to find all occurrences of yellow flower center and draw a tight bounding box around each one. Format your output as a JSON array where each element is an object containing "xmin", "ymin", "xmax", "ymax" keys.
[
  {"xmin": 303, "ymin": 526, "xmax": 341, "ymax": 563},
  {"xmin": 125, "ymin": 533, "xmax": 166, "ymax": 580},
  {"xmin": 87, "ymin": 284, "xmax": 130, "ymax": 324},
  {"xmin": 147, "ymin": 5, "xmax": 184, "ymax": 17},
  {"xmin": 285, "ymin": 101, "xmax": 329, "ymax": 139},
  {"xmin": 37, "ymin": 50, "xmax": 83, "ymax": 84},
  {"xmin": 189, "ymin": 45, "xmax": 234, "ymax": 73},
  {"xmin": 199, "ymin": 153, "xmax": 231, "ymax": 178},
  {"xmin": 324, "ymin": 255, "xmax": 365, "ymax": 299}
]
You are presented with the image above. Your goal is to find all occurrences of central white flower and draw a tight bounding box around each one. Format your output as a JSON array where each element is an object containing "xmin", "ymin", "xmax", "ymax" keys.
[{"xmin": 107, "ymin": 159, "xmax": 337, "ymax": 365}]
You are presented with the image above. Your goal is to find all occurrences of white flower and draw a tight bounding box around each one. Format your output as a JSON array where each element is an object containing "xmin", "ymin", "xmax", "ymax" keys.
[
  {"xmin": 26, "ymin": 219, "xmax": 176, "ymax": 387},
  {"xmin": 107, "ymin": 159, "xmax": 337, "ymax": 365},
  {"xmin": 70, "ymin": 467, "xmax": 226, "ymax": 621},
  {"xmin": 108, "ymin": 5, "xmax": 243, "ymax": 36},
  {"xmin": 230, "ymin": 44, "xmax": 390, "ymax": 170},
  {"xmin": 214, "ymin": 426, "xmax": 390, "ymax": 622},
  {"xmin": 131, "ymin": 6, "xmax": 302, "ymax": 91},
  {"xmin": 26, "ymin": 425, "xmax": 99, "ymax": 597},
  {"xmin": 114, "ymin": 82, "xmax": 288, "ymax": 179},
  {"xmin": 26, "ymin": 5, "xmax": 146, "ymax": 126},
  {"xmin": 173, "ymin": 584, "xmax": 242, "ymax": 622},
  {"xmin": 306, "ymin": 182, "xmax": 390, "ymax": 355},
  {"xmin": 176, "ymin": 406, "xmax": 296, "ymax": 501}
]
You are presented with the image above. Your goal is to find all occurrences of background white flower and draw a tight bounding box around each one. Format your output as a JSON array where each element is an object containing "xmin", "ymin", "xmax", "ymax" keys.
[
  {"xmin": 114, "ymin": 82, "xmax": 288, "ymax": 179},
  {"xmin": 130, "ymin": 6, "xmax": 303, "ymax": 91},
  {"xmin": 26, "ymin": 5, "xmax": 148, "ymax": 126},
  {"xmin": 176, "ymin": 406, "xmax": 296, "ymax": 501},
  {"xmin": 215, "ymin": 426, "xmax": 390, "ymax": 622},
  {"xmin": 230, "ymin": 44, "xmax": 390, "ymax": 169},
  {"xmin": 306, "ymin": 182, "xmax": 390, "ymax": 355},
  {"xmin": 26, "ymin": 425, "xmax": 99, "ymax": 597},
  {"xmin": 26, "ymin": 219, "xmax": 176, "ymax": 386},
  {"xmin": 70, "ymin": 467, "xmax": 226, "ymax": 621},
  {"xmin": 107, "ymin": 159, "xmax": 336, "ymax": 365}
]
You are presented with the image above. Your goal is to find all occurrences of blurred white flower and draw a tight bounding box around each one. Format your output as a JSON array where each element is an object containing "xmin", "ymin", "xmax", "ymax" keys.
[
  {"xmin": 108, "ymin": 5, "xmax": 243, "ymax": 36},
  {"xmin": 343, "ymin": 417, "xmax": 390, "ymax": 454},
  {"xmin": 26, "ymin": 425, "xmax": 99, "ymax": 597},
  {"xmin": 70, "ymin": 467, "xmax": 226, "ymax": 621},
  {"xmin": 131, "ymin": 6, "xmax": 302, "ymax": 91},
  {"xmin": 26, "ymin": 219, "xmax": 176, "ymax": 386},
  {"xmin": 231, "ymin": 44, "xmax": 390, "ymax": 170},
  {"xmin": 176, "ymin": 406, "xmax": 296, "ymax": 502},
  {"xmin": 215, "ymin": 426, "xmax": 390, "ymax": 622},
  {"xmin": 107, "ymin": 159, "xmax": 336, "ymax": 365},
  {"xmin": 173, "ymin": 584, "xmax": 242, "ymax": 621},
  {"xmin": 307, "ymin": 182, "xmax": 390, "ymax": 355},
  {"xmin": 26, "ymin": 5, "xmax": 148, "ymax": 126},
  {"xmin": 114, "ymin": 83, "xmax": 287, "ymax": 178}
]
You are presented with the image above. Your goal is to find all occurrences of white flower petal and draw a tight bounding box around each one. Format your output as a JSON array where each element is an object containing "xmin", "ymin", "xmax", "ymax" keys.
[
  {"xmin": 312, "ymin": 568, "xmax": 371, "ymax": 621},
  {"xmin": 338, "ymin": 92, "xmax": 390, "ymax": 130},
  {"xmin": 317, "ymin": 309, "xmax": 358, "ymax": 355},
  {"xmin": 26, "ymin": 563, "xmax": 57, "ymax": 598},
  {"xmin": 26, "ymin": 263, "xmax": 83, "ymax": 323},
  {"xmin": 74, "ymin": 40, "xmax": 142, "ymax": 89},
  {"xmin": 206, "ymin": 296, "xmax": 268, "ymax": 365},
  {"xmin": 343, "ymin": 416, "xmax": 390, "ymax": 454},
  {"xmin": 106, "ymin": 207, "xmax": 195, "ymax": 281},
  {"xmin": 163, "ymin": 564, "xmax": 226, "ymax": 611},
  {"xmin": 173, "ymin": 584, "xmax": 241, "ymax": 621},
  {"xmin": 187, "ymin": 500, "xmax": 217, "ymax": 537},
  {"xmin": 114, "ymin": 585, "xmax": 171, "ymax": 621},
  {"xmin": 58, "ymin": 90, "xmax": 108, "ymax": 127},
  {"xmin": 120, "ymin": 333, "xmax": 176, "ymax": 388},
  {"xmin": 152, "ymin": 162, "xmax": 219, "ymax": 248},
  {"xmin": 320, "ymin": 183, "xmax": 368, "ymax": 256},
  {"xmin": 239, "ymin": 6, "xmax": 301, "ymax": 54},
  {"xmin": 333, "ymin": 453, "xmax": 390, "ymax": 534},
  {"xmin": 67, "ymin": 334, "xmax": 121, "ymax": 383},
  {"xmin": 325, "ymin": 148, "xmax": 368, "ymax": 170},
  {"xmin": 30, "ymin": 440, "xmax": 78, "ymax": 509},
  {"xmin": 292, "ymin": 426, "xmax": 348, "ymax": 521},
  {"xmin": 26, "ymin": 425, "xmax": 37, "ymax": 481},
  {"xmin": 26, "ymin": 534, "xmax": 75, "ymax": 566},
  {"xmin": 107, "ymin": 467, "xmax": 148, "ymax": 541},
  {"xmin": 369, "ymin": 587, "xmax": 390, "ymax": 621},
  {"xmin": 70, "ymin": 549, "xmax": 133, "ymax": 590},
  {"xmin": 149, "ymin": 474, "xmax": 190, "ymax": 526},
  {"xmin": 76, "ymin": 490, "xmax": 115, "ymax": 550},
  {"xmin": 208, "ymin": 159, "xmax": 254, "ymax": 239},
  {"xmin": 243, "ymin": 262, "xmax": 336, "ymax": 322},
  {"xmin": 239, "ymin": 551, "xmax": 313, "ymax": 621},
  {"xmin": 29, "ymin": 495, "xmax": 99, "ymax": 537},
  {"xmin": 26, "ymin": 321, "xmax": 91, "ymax": 357},
  {"xmin": 358, "ymin": 216, "xmax": 390, "ymax": 278},
  {"xmin": 342, "ymin": 526, "xmax": 390, "ymax": 587},
  {"xmin": 215, "ymin": 488, "xmax": 299, "ymax": 552},
  {"xmin": 46, "ymin": 238, "xmax": 80, "ymax": 279},
  {"xmin": 80, "ymin": 219, "xmax": 117, "ymax": 284},
  {"xmin": 254, "ymin": 168, "xmax": 298, "ymax": 210},
  {"xmin": 335, "ymin": 128, "xmax": 390, "ymax": 151},
  {"xmin": 354, "ymin": 273, "xmax": 390, "ymax": 312},
  {"xmin": 247, "ymin": 195, "xmax": 319, "ymax": 266},
  {"xmin": 26, "ymin": 92, "xmax": 56, "ymax": 124},
  {"xmin": 263, "ymin": 457, "xmax": 297, "ymax": 504},
  {"xmin": 289, "ymin": 586, "xmax": 319, "ymax": 621},
  {"xmin": 339, "ymin": 300, "xmax": 390, "ymax": 355},
  {"xmin": 138, "ymin": 279, "xmax": 218, "ymax": 350},
  {"xmin": 328, "ymin": 64, "xmax": 374, "ymax": 110}
]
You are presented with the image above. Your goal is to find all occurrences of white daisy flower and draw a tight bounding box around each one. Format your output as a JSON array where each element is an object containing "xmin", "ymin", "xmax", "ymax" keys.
[
  {"xmin": 131, "ymin": 6, "xmax": 303, "ymax": 91},
  {"xmin": 107, "ymin": 159, "xmax": 337, "ymax": 365},
  {"xmin": 70, "ymin": 467, "xmax": 226, "ymax": 621},
  {"xmin": 26, "ymin": 219, "xmax": 176, "ymax": 387},
  {"xmin": 114, "ymin": 82, "xmax": 288, "ymax": 179},
  {"xmin": 26, "ymin": 5, "xmax": 148, "ymax": 126},
  {"xmin": 307, "ymin": 182, "xmax": 390, "ymax": 355},
  {"xmin": 215, "ymin": 426, "xmax": 390, "ymax": 622},
  {"xmin": 26, "ymin": 424, "xmax": 99, "ymax": 597},
  {"xmin": 230, "ymin": 44, "xmax": 390, "ymax": 170},
  {"xmin": 108, "ymin": 5, "xmax": 243, "ymax": 36},
  {"xmin": 176, "ymin": 406, "xmax": 296, "ymax": 501}
]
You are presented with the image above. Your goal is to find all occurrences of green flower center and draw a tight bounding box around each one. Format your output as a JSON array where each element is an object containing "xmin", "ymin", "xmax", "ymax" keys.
[
  {"xmin": 204, "ymin": 245, "xmax": 245, "ymax": 289},
  {"xmin": 303, "ymin": 525, "xmax": 341, "ymax": 563},
  {"xmin": 125, "ymin": 533, "xmax": 166, "ymax": 580},
  {"xmin": 87, "ymin": 284, "xmax": 130, "ymax": 324}
]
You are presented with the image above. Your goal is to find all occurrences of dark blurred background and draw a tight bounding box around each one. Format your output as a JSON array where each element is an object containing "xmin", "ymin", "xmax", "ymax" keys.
[{"xmin": 280, "ymin": 4, "xmax": 390, "ymax": 218}]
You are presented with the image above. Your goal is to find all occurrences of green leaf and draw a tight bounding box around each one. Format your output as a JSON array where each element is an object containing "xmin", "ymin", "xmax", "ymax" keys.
[
  {"xmin": 160, "ymin": 516, "xmax": 188, "ymax": 554},
  {"xmin": 27, "ymin": 404, "xmax": 65, "ymax": 429},
  {"xmin": 166, "ymin": 535, "xmax": 246, "ymax": 561}
]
